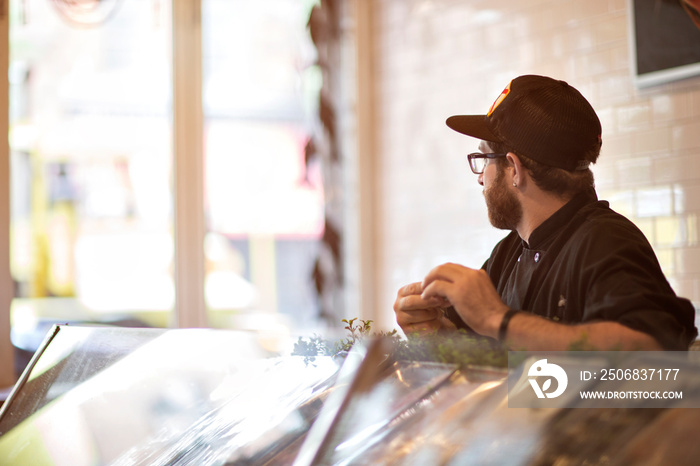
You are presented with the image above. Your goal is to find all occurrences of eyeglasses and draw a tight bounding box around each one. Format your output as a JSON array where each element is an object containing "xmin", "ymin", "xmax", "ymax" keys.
[{"xmin": 466, "ymin": 152, "xmax": 508, "ymax": 174}]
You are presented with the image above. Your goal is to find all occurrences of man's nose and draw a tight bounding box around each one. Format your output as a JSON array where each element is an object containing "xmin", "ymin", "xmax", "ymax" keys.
[{"xmin": 477, "ymin": 173, "xmax": 484, "ymax": 186}]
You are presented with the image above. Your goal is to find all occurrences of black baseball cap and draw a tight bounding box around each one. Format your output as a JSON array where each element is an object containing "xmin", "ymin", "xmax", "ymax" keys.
[{"xmin": 446, "ymin": 75, "xmax": 602, "ymax": 171}]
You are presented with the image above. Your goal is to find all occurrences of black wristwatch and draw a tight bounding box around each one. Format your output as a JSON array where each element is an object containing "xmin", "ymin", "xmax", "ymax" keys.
[{"xmin": 498, "ymin": 309, "xmax": 521, "ymax": 342}]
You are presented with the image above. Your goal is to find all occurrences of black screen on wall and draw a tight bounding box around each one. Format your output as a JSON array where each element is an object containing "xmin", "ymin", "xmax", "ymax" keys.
[{"xmin": 632, "ymin": 0, "xmax": 700, "ymax": 85}]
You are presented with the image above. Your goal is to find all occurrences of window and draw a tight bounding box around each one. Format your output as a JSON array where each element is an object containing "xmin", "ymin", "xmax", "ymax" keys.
[
  {"xmin": 9, "ymin": 0, "xmax": 174, "ymax": 348},
  {"xmin": 202, "ymin": 0, "xmax": 323, "ymax": 332},
  {"xmin": 8, "ymin": 0, "xmax": 323, "ymax": 374}
]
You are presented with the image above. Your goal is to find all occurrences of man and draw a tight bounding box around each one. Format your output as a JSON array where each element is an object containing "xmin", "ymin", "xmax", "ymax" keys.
[{"xmin": 393, "ymin": 75, "xmax": 698, "ymax": 351}]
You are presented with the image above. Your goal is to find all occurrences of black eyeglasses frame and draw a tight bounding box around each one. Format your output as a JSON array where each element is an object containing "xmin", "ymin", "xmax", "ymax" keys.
[{"xmin": 466, "ymin": 152, "xmax": 508, "ymax": 174}]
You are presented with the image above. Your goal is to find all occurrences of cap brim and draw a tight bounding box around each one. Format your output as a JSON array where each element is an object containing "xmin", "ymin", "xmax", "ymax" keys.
[{"xmin": 446, "ymin": 115, "xmax": 500, "ymax": 143}]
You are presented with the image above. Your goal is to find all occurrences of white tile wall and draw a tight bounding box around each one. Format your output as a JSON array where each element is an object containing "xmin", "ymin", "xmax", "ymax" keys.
[{"xmin": 365, "ymin": 0, "xmax": 700, "ymax": 330}]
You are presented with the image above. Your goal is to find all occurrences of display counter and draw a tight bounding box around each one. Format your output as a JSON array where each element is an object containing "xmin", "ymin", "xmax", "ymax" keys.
[{"xmin": 0, "ymin": 325, "xmax": 698, "ymax": 465}]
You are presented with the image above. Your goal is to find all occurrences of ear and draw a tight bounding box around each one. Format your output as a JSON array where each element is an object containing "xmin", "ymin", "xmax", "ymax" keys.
[{"xmin": 506, "ymin": 152, "xmax": 524, "ymax": 187}]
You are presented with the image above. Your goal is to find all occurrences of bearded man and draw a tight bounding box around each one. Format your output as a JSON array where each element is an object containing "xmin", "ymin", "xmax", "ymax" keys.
[{"xmin": 393, "ymin": 75, "xmax": 697, "ymax": 351}]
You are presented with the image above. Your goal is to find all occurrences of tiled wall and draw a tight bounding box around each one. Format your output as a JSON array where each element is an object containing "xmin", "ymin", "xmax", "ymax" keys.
[{"xmin": 367, "ymin": 0, "xmax": 700, "ymax": 330}]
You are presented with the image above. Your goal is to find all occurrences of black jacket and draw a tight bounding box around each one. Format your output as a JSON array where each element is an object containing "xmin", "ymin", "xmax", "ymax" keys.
[{"xmin": 453, "ymin": 188, "xmax": 698, "ymax": 350}]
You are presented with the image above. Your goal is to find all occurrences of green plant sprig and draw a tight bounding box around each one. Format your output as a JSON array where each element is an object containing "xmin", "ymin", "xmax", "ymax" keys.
[{"xmin": 292, "ymin": 318, "xmax": 509, "ymax": 369}]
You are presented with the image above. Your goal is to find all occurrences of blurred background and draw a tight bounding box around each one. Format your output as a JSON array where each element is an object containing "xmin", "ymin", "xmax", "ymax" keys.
[
  {"xmin": 5, "ymin": 0, "xmax": 330, "ymax": 380},
  {"xmin": 2, "ymin": 0, "xmax": 700, "ymax": 385}
]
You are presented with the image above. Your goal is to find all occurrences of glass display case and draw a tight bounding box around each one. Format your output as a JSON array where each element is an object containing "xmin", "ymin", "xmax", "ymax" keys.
[
  {"xmin": 0, "ymin": 325, "xmax": 341, "ymax": 464},
  {"xmin": 1, "ymin": 326, "xmax": 699, "ymax": 465}
]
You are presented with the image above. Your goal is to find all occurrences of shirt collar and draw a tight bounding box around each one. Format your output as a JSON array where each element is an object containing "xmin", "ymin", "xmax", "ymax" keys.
[{"xmin": 525, "ymin": 188, "xmax": 598, "ymax": 249}]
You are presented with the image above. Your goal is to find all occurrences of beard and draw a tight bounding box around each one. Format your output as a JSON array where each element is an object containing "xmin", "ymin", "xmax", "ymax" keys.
[{"xmin": 484, "ymin": 165, "xmax": 522, "ymax": 230}]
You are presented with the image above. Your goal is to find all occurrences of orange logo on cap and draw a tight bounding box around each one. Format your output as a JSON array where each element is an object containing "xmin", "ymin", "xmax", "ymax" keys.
[{"xmin": 487, "ymin": 81, "xmax": 512, "ymax": 116}]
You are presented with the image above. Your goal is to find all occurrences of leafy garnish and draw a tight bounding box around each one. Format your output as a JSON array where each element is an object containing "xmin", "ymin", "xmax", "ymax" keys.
[{"xmin": 292, "ymin": 318, "xmax": 509, "ymax": 369}]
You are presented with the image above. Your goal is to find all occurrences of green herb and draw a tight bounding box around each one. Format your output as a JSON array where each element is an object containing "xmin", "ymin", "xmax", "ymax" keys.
[{"xmin": 292, "ymin": 318, "xmax": 509, "ymax": 369}]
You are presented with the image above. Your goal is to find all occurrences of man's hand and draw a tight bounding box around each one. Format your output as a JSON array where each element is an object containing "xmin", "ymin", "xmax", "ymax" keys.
[
  {"xmin": 421, "ymin": 263, "xmax": 509, "ymax": 337},
  {"xmin": 393, "ymin": 282, "xmax": 456, "ymax": 335},
  {"xmin": 419, "ymin": 263, "xmax": 664, "ymax": 350}
]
